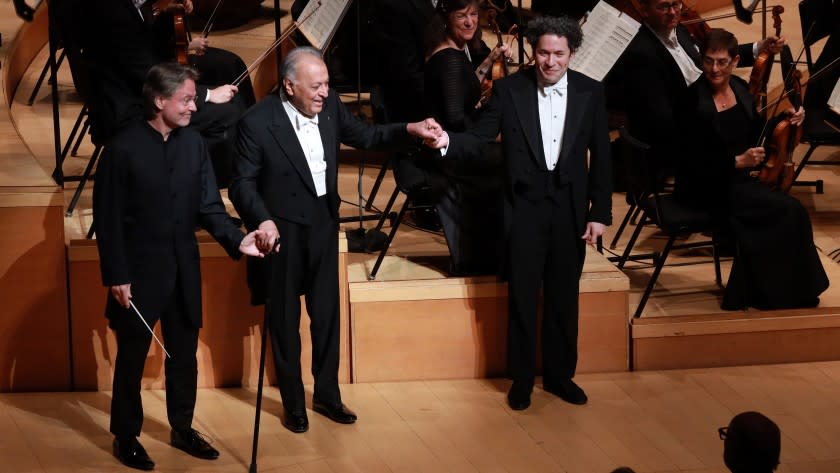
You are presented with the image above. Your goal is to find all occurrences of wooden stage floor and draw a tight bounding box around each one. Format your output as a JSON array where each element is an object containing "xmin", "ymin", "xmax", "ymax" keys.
[{"xmin": 3, "ymin": 361, "xmax": 840, "ymax": 473}]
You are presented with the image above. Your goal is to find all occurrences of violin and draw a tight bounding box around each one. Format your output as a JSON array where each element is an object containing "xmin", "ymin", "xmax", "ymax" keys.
[
  {"xmin": 748, "ymin": 6, "xmax": 783, "ymax": 106},
  {"xmin": 758, "ymin": 44, "xmax": 802, "ymax": 192},
  {"xmin": 152, "ymin": 0, "xmax": 192, "ymax": 65},
  {"xmin": 479, "ymin": 10, "xmax": 511, "ymax": 106}
]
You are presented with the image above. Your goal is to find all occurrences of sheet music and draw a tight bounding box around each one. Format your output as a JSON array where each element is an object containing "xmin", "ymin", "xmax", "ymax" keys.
[
  {"xmin": 298, "ymin": 0, "xmax": 353, "ymax": 51},
  {"xmin": 570, "ymin": 0, "xmax": 641, "ymax": 82},
  {"xmin": 829, "ymin": 77, "xmax": 840, "ymax": 117}
]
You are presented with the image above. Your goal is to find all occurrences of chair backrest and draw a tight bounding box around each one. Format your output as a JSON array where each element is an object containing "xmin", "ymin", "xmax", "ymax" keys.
[
  {"xmin": 618, "ymin": 126, "xmax": 666, "ymax": 220},
  {"xmin": 799, "ymin": 0, "xmax": 835, "ymax": 73}
]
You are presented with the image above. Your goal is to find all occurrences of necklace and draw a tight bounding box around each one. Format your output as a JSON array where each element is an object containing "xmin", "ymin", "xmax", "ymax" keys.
[{"xmin": 714, "ymin": 89, "xmax": 734, "ymax": 110}]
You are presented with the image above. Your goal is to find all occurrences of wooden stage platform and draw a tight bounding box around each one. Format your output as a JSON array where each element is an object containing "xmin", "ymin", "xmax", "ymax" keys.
[{"xmin": 2, "ymin": 0, "xmax": 840, "ymax": 394}]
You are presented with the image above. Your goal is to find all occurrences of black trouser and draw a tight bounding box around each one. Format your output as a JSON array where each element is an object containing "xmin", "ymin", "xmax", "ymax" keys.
[
  {"xmin": 110, "ymin": 288, "xmax": 199, "ymax": 438},
  {"xmin": 506, "ymin": 190, "xmax": 585, "ymax": 387},
  {"xmin": 269, "ymin": 197, "xmax": 342, "ymax": 412}
]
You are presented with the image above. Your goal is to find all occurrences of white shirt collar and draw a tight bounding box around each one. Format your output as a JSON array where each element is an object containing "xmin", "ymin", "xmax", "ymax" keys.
[
  {"xmin": 649, "ymin": 24, "xmax": 679, "ymax": 48},
  {"xmin": 539, "ymin": 73, "xmax": 568, "ymax": 97},
  {"xmin": 282, "ymin": 97, "xmax": 319, "ymax": 131}
]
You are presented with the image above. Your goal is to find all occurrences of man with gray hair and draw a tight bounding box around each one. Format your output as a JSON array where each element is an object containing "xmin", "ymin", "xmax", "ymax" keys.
[
  {"xmin": 426, "ymin": 16, "xmax": 612, "ymax": 410},
  {"xmin": 230, "ymin": 46, "xmax": 442, "ymax": 433}
]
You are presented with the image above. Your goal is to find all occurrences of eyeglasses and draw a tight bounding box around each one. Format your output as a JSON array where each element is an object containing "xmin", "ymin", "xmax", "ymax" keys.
[
  {"xmin": 702, "ymin": 57, "xmax": 733, "ymax": 68},
  {"xmin": 718, "ymin": 427, "xmax": 728, "ymax": 440},
  {"xmin": 174, "ymin": 95, "xmax": 197, "ymax": 106},
  {"xmin": 653, "ymin": 1, "xmax": 683, "ymax": 12}
]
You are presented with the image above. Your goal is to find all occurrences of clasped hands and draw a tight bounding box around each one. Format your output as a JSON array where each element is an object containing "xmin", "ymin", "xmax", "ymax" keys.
[{"xmin": 407, "ymin": 118, "xmax": 446, "ymax": 144}]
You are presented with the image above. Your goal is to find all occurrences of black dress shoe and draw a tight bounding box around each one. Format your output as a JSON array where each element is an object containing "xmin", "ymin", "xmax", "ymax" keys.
[
  {"xmin": 170, "ymin": 428, "xmax": 219, "ymax": 460},
  {"xmin": 282, "ymin": 408, "xmax": 309, "ymax": 433},
  {"xmin": 507, "ymin": 382, "xmax": 532, "ymax": 411},
  {"xmin": 113, "ymin": 436, "xmax": 155, "ymax": 471},
  {"xmin": 312, "ymin": 398, "xmax": 357, "ymax": 424},
  {"xmin": 544, "ymin": 379, "xmax": 588, "ymax": 405}
]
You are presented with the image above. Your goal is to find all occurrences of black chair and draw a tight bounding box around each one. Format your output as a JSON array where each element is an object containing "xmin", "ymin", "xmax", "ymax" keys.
[
  {"xmin": 615, "ymin": 127, "xmax": 723, "ymax": 318},
  {"xmin": 367, "ymin": 153, "xmax": 439, "ymax": 280},
  {"xmin": 791, "ymin": 0, "xmax": 840, "ymax": 193},
  {"xmin": 53, "ymin": 38, "xmax": 102, "ymax": 217}
]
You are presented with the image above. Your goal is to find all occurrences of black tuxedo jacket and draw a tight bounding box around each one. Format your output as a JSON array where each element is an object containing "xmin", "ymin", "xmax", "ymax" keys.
[
  {"xmin": 93, "ymin": 122, "xmax": 244, "ymax": 328},
  {"xmin": 230, "ymin": 91, "xmax": 408, "ymax": 228},
  {"xmin": 447, "ymin": 68, "xmax": 613, "ymax": 236}
]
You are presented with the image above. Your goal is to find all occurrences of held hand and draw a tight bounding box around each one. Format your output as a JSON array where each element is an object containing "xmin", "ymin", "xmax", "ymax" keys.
[
  {"xmin": 239, "ymin": 230, "xmax": 267, "ymax": 257},
  {"xmin": 581, "ymin": 222, "xmax": 606, "ymax": 246},
  {"xmin": 257, "ymin": 220, "xmax": 280, "ymax": 253},
  {"xmin": 759, "ymin": 35, "xmax": 785, "ymax": 55},
  {"xmin": 110, "ymin": 284, "xmax": 132, "ymax": 309},
  {"xmin": 183, "ymin": 0, "xmax": 194, "ymax": 14},
  {"xmin": 424, "ymin": 131, "xmax": 449, "ymax": 150},
  {"xmin": 407, "ymin": 118, "xmax": 443, "ymax": 141},
  {"xmin": 189, "ymin": 37, "xmax": 209, "ymax": 55},
  {"xmin": 788, "ymin": 106, "xmax": 805, "ymax": 126},
  {"xmin": 208, "ymin": 84, "xmax": 239, "ymax": 104},
  {"xmin": 736, "ymin": 147, "xmax": 765, "ymax": 168}
]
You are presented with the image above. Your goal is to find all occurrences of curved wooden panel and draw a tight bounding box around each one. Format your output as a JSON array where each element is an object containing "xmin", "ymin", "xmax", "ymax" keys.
[{"xmin": 2, "ymin": 3, "xmax": 49, "ymax": 107}]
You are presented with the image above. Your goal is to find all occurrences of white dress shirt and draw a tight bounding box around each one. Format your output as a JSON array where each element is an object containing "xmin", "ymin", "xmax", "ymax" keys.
[
  {"xmin": 283, "ymin": 98, "xmax": 327, "ymax": 197},
  {"xmin": 650, "ymin": 25, "xmax": 702, "ymax": 86},
  {"xmin": 538, "ymin": 73, "xmax": 568, "ymax": 170}
]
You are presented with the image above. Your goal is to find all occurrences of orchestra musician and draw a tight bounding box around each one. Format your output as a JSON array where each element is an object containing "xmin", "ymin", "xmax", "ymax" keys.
[
  {"xmin": 82, "ymin": 0, "xmax": 253, "ymax": 186},
  {"xmin": 420, "ymin": 0, "xmax": 510, "ymax": 274},
  {"xmin": 605, "ymin": 0, "xmax": 784, "ymax": 169},
  {"xmin": 675, "ymin": 29, "xmax": 829, "ymax": 310}
]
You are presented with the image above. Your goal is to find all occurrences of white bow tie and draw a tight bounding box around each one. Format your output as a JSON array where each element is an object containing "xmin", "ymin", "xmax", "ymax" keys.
[{"xmin": 540, "ymin": 83, "xmax": 565, "ymax": 97}]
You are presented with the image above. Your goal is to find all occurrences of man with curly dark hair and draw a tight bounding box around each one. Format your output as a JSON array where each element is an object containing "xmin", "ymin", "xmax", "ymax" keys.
[{"xmin": 427, "ymin": 15, "xmax": 612, "ymax": 410}]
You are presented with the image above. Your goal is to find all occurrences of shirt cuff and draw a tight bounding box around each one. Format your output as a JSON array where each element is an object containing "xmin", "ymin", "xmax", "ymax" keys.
[
  {"xmin": 205, "ymin": 89, "xmax": 211, "ymax": 103},
  {"xmin": 440, "ymin": 132, "xmax": 450, "ymax": 156},
  {"xmin": 752, "ymin": 41, "xmax": 760, "ymax": 59}
]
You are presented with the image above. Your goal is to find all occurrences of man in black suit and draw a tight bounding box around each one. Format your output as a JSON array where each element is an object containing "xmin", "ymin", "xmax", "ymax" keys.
[
  {"xmin": 229, "ymin": 46, "xmax": 441, "ymax": 433},
  {"xmin": 94, "ymin": 63, "xmax": 265, "ymax": 471},
  {"xmin": 427, "ymin": 16, "xmax": 612, "ymax": 410},
  {"xmin": 606, "ymin": 0, "xmax": 783, "ymax": 165}
]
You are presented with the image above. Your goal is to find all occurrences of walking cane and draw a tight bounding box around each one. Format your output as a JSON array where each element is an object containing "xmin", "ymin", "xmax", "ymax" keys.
[{"xmin": 249, "ymin": 238, "xmax": 280, "ymax": 473}]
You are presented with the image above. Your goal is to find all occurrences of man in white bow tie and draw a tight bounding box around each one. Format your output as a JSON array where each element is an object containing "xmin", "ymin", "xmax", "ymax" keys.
[{"xmin": 426, "ymin": 15, "xmax": 612, "ymax": 411}]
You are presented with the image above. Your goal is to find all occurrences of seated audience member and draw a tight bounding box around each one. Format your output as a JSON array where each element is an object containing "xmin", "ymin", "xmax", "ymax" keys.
[{"xmin": 720, "ymin": 411, "xmax": 781, "ymax": 473}]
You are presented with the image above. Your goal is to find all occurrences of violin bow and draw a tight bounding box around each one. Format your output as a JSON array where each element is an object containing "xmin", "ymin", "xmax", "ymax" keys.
[
  {"xmin": 201, "ymin": 0, "xmax": 225, "ymax": 38},
  {"xmin": 231, "ymin": 0, "xmax": 323, "ymax": 87}
]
